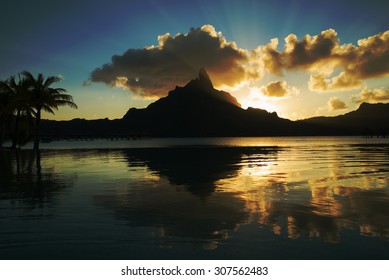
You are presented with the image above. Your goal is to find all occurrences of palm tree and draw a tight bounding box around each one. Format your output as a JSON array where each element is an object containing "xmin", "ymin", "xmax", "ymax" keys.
[
  {"xmin": 0, "ymin": 75, "xmax": 33, "ymax": 149},
  {"xmin": 0, "ymin": 80, "xmax": 11, "ymax": 148},
  {"xmin": 22, "ymin": 71, "xmax": 77, "ymax": 150}
]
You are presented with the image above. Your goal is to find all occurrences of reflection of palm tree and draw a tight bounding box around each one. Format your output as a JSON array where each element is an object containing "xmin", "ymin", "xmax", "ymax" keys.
[
  {"xmin": 35, "ymin": 150, "xmax": 42, "ymax": 182},
  {"xmin": 0, "ymin": 150, "xmax": 73, "ymax": 207},
  {"xmin": 22, "ymin": 71, "xmax": 78, "ymax": 150}
]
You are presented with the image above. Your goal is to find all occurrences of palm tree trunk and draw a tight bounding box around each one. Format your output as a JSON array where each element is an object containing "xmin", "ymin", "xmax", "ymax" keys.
[
  {"xmin": 0, "ymin": 115, "xmax": 4, "ymax": 149},
  {"xmin": 33, "ymin": 108, "xmax": 41, "ymax": 150},
  {"xmin": 11, "ymin": 110, "xmax": 21, "ymax": 150}
]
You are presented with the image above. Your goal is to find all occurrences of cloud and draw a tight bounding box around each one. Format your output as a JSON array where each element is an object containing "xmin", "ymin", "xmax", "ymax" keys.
[
  {"xmin": 351, "ymin": 31, "xmax": 389, "ymax": 79},
  {"xmin": 352, "ymin": 87, "xmax": 389, "ymax": 103},
  {"xmin": 261, "ymin": 29, "xmax": 389, "ymax": 92},
  {"xmin": 259, "ymin": 38, "xmax": 284, "ymax": 75},
  {"xmin": 56, "ymin": 74, "xmax": 64, "ymax": 80},
  {"xmin": 82, "ymin": 80, "xmax": 91, "ymax": 87},
  {"xmin": 283, "ymin": 29, "xmax": 340, "ymax": 71},
  {"xmin": 327, "ymin": 96, "xmax": 348, "ymax": 111},
  {"xmin": 89, "ymin": 25, "xmax": 389, "ymax": 98},
  {"xmin": 260, "ymin": 81, "xmax": 299, "ymax": 98},
  {"xmin": 89, "ymin": 25, "xmax": 261, "ymax": 98},
  {"xmin": 260, "ymin": 29, "xmax": 341, "ymax": 74},
  {"xmin": 308, "ymin": 72, "xmax": 362, "ymax": 92}
]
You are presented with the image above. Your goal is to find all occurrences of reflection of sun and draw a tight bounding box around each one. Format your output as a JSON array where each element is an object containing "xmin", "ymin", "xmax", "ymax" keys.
[
  {"xmin": 215, "ymin": 153, "xmax": 283, "ymax": 226},
  {"xmin": 240, "ymin": 88, "xmax": 278, "ymax": 113}
]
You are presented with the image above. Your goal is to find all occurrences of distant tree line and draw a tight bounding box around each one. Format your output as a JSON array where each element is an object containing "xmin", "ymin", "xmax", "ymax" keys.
[
  {"xmin": 0, "ymin": 71, "xmax": 77, "ymax": 150},
  {"xmin": 362, "ymin": 128, "xmax": 389, "ymax": 138}
]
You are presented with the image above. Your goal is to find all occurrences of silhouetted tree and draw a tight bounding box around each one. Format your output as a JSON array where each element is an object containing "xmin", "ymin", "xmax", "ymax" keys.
[
  {"xmin": 0, "ymin": 75, "xmax": 33, "ymax": 149},
  {"xmin": 21, "ymin": 71, "xmax": 77, "ymax": 150},
  {"xmin": 0, "ymin": 79, "xmax": 11, "ymax": 147}
]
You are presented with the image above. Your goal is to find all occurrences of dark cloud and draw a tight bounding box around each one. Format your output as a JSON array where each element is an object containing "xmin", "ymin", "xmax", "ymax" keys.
[
  {"xmin": 351, "ymin": 31, "xmax": 389, "ymax": 79},
  {"xmin": 283, "ymin": 30, "xmax": 339, "ymax": 70},
  {"xmin": 89, "ymin": 25, "xmax": 260, "ymax": 98},
  {"xmin": 260, "ymin": 29, "xmax": 341, "ymax": 74}
]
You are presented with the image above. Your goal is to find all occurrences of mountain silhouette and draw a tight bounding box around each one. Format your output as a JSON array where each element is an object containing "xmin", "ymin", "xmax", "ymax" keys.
[
  {"xmin": 39, "ymin": 69, "xmax": 389, "ymax": 137},
  {"xmin": 121, "ymin": 69, "xmax": 293, "ymax": 136},
  {"xmin": 300, "ymin": 102, "xmax": 389, "ymax": 136}
]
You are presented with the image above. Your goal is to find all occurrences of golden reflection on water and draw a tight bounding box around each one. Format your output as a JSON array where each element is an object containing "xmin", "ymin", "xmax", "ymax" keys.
[
  {"xmin": 1, "ymin": 140, "xmax": 389, "ymax": 258},
  {"xmin": 215, "ymin": 145, "xmax": 389, "ymax": 243}
]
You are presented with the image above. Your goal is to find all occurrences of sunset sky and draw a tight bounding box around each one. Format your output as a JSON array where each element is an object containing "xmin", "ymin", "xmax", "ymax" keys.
[{"xmin": 1, "ymin": 0, "xmax": 388, "ymax": 121}]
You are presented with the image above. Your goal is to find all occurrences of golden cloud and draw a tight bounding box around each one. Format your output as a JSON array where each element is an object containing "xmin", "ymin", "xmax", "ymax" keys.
[
  {"xmin": 259, "ymin": 38, "xmax": 284, "ymax": 75},
  {"xmin": 260, "ymin": 81, "xmax": 298, "ymax": 98},
  {"xmin": 89, "ymin": 25, "xmax": 389, "ymax": 97},
  {"xmin": 327, "ymin": 96, "xmax": 348, "ymax": 111},
  {"xmin": 261, "ymin": 29, "xmax": 389, "ymax": 92},
  {"xmin": 352, "ymin": 31, "xmax": 389, "ymax": 79},
  {"xmin": 352, "ymin": 87, "xmax": 389, "ymax": 103},
  {"xmin": 308, "ymin": 72, "xmax": 362, "ymax": 92},
  {"xmin": 89, "ymin": 25, "xmax": 261, "ymax": 98}
]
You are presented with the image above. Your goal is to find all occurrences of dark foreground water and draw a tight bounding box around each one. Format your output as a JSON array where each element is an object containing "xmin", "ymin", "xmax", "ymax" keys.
[{"xmin": 1, "ymin": 137, "xmax": 389, "ymax": 259}]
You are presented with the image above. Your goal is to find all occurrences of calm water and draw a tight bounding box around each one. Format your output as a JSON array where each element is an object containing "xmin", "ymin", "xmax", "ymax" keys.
[{"xmin": 1, "ymin": 137, "xmax": 389, "ymax": 259}]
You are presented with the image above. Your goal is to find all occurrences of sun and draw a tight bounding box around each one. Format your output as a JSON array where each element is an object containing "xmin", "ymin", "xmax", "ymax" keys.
[{"xmin": 239, "ymin": 87, "xmax": 279, "ymax": 113}]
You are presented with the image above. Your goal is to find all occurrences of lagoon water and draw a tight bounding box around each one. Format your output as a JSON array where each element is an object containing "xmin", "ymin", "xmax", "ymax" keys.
[{"xmin": 1, "ymin": 137, "xmax": 389, "ymax": 259}]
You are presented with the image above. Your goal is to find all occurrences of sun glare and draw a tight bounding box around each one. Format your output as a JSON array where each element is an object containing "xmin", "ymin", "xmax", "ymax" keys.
[{"xmin": 240, "ymin": 87, "xmax": 279, "ymax": 113}]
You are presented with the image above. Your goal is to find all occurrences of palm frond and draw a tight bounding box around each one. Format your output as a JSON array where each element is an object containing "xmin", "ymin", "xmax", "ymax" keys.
[
  {"xmin": 53, "ymin": 100, "xmax": 78, "ymax": 109},
  {"xmin": 44, "ymin": 76, "xmax": 62, "ymax": 87},
  {"xmin": 41, "ymin": 104, "xmax": 56, "ymax": 115},
  {"xmin": 21, "ymin": 71, "xmax": 35, "ymax": 82}
]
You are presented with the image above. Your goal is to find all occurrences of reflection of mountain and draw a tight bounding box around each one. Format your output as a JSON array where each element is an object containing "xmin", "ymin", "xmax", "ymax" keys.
[
  {"xmin": 0, "ymin": 150, "xmax": 73, "ymax": 208},
  {"xmin": 3, "ymin": 146, "xmax": 388, "ymax": 259},
  {"xmin": 95, "ymin": 189, "xmax": 249, "ymax": 242},
  {"xmin": 94, "ymin": 147, "xmax": 279, "ymax": 243},
  {"xmin": 92, "ymin": 146, "xmax": 389, "ymax": 247},
  {"xmin": 124, "ymin": 147, "xmax": 277, "ymax": 196}
]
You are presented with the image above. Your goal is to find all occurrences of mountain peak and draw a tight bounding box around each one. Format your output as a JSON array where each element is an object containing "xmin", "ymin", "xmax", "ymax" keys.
[
  {"xmin": 181, "ymin": 68, "xmax": 240, "ymax": 107},
  {"xmin": 195, "ymin": 67, "xmax": 213, "ymax": 90},
  {"xmin": 139, "ymin": 68, "xmax": 241, "ymax": 113},
  {"xmin": 199, "ymin": 67, "xmax": 211, "ymax": 81}
]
